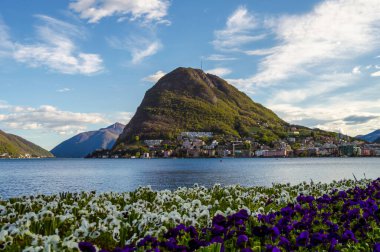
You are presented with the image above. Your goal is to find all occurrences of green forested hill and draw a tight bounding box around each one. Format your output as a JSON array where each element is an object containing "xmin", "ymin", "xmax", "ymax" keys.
[
  {"xmin": 115, "ymin": 67, "xmax": 291, "ymax": 148},
  {"xmin": 0, "ymin": 130, "xmax": 53, "ymax": 157}
]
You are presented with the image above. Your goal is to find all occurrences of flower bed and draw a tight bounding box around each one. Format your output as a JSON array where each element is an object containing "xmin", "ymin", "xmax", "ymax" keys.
[{"xmin": 0, "ymin": 178, "xmax": 378, "ymax": 251}]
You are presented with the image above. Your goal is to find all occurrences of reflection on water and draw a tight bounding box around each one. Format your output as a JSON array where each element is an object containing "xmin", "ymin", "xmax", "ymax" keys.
[{"xmin": 0, "ymin": 158, "xmax": 379, "ymax": 198}]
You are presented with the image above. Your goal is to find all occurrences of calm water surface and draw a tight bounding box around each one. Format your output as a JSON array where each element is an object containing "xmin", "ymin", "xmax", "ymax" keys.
[{"xmin": 0, "ymin": 158, "xmax": 379, "ymax": 198}]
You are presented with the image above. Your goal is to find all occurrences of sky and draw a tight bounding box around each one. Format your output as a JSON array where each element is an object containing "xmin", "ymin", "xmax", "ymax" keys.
[{"xmin": 0, "ymin": 0, "xmax": 380, "ymax": 150}]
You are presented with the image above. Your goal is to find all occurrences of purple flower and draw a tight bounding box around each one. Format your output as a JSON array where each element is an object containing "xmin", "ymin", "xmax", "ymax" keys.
[
  {"xmin": 137, "ymin": 235, "xmax": 158, "ymax": 248},
  {"xmin": 78, "ymin": 242, "xmax": 96, "ymax": 252},
  {"xmin": 296, "ymin": 231, "xmax": 309, "ymax": 247},
  {"xmin": 252, "ymin": 225, "xmax": 269, "ymax": 237},
  {"xmin": 329, "ymin": 238, "xmax": 338, "ymax": 251},
  {"xmin": 161, "ymin": 237, "xmax": 177, "ymax": 250},
  {"xmin": 112, "ymin": 247, "xmax": 135, "ymax": 252},
  {"xmin": 347, "ymin": 208, "xmax": 360, "ymax": 220},
  {"xmin": 305, "ymin": 195, "xmax": 315, "ymax": 203},
  {"xmin": 297, "ymin": 194, "xmax": 306, "ymax": 203},
  {"xmin": 241, "ymin": 248, "xmax": 253, "ymax": 252},
  {"xmin": 235, "ymin": 209, "xmax": 249, "ymax": 220},
  {"xmin": 236, "ymin": 234, "xmax": 248, "ymax": 247},
  {"xmin": 280, "ymin": 206, "xmax": 294, "ymax": 217},
  {"xmin": 338, "ymin": 191, "xmax": 348, "ymax": 198},
  {"xmin": 374, "ymin": 243, "xmax": 380, "ymax": 252},
  {"xmin": 310, "ymin": 232, "xmax": 325, "ymax": 247},
  {"xmin": 342, "ymin": 230, "xmax": 358, "ymax": 243},
  {"xmin": 265, "ymin": 245, "xmax": 281, "ymax": 252},
  {"xmin": 278, "ymin": 236, "xmax": 290, "ymax": 249},
  {"xmin": 212, "ymin": 224, "xmax": 225, "ymax": 236},
  {"xmin": 185, "ymin": 225, "xmax": 198, "ymax": 238},
  {"xmin": 213, "ymin": 214, "xmax": 227, "ymax": 227},
  {"xmin": 210, "ymin": 236, "xmax": 223, "ymax": 244},
  {"xmin": 271, "ymin": 226, "xmax": 280, "ymax": 240}
]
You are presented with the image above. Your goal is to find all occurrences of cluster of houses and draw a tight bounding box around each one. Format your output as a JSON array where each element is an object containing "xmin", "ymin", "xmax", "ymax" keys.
[
  {"xmin": 0, "ymin": 153, "xmax": 33, "ymax": 159},
  {"xmin": 92, "ymin": 130, "xmax": 380, "ymax": 159}
]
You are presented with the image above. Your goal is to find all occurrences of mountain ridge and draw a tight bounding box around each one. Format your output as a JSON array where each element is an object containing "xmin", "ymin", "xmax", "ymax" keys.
[
  {"xmin": 0, "ymin": 130, "xmax": 53, "ymax": 158},
  {"xmin": 51, "ymin": 123, "xmax": 125, "ymax": 158},
  {"xmin": 356, "ymin": 129, "xmax": 380, "ymax": 143}
]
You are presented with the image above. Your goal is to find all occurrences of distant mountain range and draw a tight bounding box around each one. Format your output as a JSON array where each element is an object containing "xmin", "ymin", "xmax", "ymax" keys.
[
  {"xmin": 0, "ymin": 130, "xmax": 53, "ymax": 158},
  {"xmin": 51, "ymin": 123, "xmax": 125, "ymax": 158},
  {"xmin": 114, "ymin": 67, "xmax": 340, "ymax": 150},
  {"xmin": 356, "ymin": 129, "xmax": 380, "ymax": 143}
]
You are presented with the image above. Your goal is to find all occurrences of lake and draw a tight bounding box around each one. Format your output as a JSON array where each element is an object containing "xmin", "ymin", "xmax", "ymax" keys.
[{"xmin": 0, "ymin": 158, "xmax": 379, "ymax": 198}]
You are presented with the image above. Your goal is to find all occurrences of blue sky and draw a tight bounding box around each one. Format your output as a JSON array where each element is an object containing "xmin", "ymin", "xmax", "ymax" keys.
[{"xmin": 0, "ymin": 0, "xmax": 379, "ymax": 149}]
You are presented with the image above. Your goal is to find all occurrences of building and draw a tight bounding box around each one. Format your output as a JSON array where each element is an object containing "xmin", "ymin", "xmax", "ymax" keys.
[
  {"xmin": 144, "ymin": 140, "xmax": 163, "ymax": 148},
  {"xmin": 263, "ymin": 149, "xmax": 287, "ymax": 157},
  {"xmin": 179, "ymin": 132, "xmax": 213, "ymax": 140},
  {"xmin": 255, "ymin": 149, "xmax": 268, "ymax": 157},
  {"xmin": 338, "ymin": 144, "xmax": 355, "ymax": 156}
]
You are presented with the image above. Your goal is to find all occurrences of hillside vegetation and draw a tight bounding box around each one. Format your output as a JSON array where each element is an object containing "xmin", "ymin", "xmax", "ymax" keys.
[
  {"xmin": 0, "ymin": 130, "xmax": 53, "ymax": 157},
  {"xmin": 116, "ymin": 67, "xmax": 290, "ymax": 147}
]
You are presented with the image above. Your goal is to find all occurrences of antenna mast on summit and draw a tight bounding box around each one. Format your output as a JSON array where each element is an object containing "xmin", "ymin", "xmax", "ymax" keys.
[{"xmin": 201, "ymin": 60, "xmax": 203, "ymax": 70}]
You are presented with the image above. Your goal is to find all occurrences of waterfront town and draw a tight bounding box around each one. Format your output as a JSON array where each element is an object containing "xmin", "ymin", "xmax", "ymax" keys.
[{"xmin": 88, "ymin": 128, "xmax": 380, "ymax": 159}]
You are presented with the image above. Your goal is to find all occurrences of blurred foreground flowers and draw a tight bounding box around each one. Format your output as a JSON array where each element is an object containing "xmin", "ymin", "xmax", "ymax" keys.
[{"xmin": 1, "ymin": 178, "xmax": 379, "ymax": 251}]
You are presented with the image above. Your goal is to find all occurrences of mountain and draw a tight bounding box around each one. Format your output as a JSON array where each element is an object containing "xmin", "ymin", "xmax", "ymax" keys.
[
  {"xmin": 115, "ymin": 67, "xmax": 293, "ymax": 148},
  {"xmin": 375, "ymin": 137, "xmax": 380, "ymax": 143},
  {"xmin": 51, "ymin": 123, "xmax": 125, "ymax": 158},
  {"xmin": 0, "ymin": 130, "xmax": 53, "ymax": 158},
  {"xmin": 356, "ymin": 129, "xmax": 380, "ymax": 143}
]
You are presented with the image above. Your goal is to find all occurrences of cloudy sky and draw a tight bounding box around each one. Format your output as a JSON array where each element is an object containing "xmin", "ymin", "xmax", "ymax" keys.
[{"xmin": 0, "ymin": 0, "xmax": 379, "ymax": 149}]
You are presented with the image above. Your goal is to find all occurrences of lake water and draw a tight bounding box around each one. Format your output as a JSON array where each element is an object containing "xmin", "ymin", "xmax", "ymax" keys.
[{"xmin": 0, "ymin": 158, "xmax": 379, "ymax": 198}]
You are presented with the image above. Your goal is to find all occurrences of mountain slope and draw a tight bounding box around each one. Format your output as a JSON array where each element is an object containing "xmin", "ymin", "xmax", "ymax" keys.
[
  {"xmin": 115, "ymin": 67, "xmax": 290, "ymax": 147},
  {"xmin": 51, "ymin": 123, "xmax": 125, "ymax": 158},
  {"xmin": 356, "ymin": 129, "xmax": 380, "ymax": 143},
  {"xmin": 0, "ymin": 130, "xmax": 53, "ymax": 157}
]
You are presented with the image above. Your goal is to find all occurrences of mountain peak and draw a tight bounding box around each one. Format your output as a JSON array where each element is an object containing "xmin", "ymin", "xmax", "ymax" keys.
[
  {"xmin": 153, "ymin": 67, "xmax": 217, "ymax": 92},
  {"xmin": 105, "ymin": 122, "xmax": 125, "ymax": 130},
  {"xmin": 114, "ymin": 67, "xmax": 287, "ymax": 146},
  {"xmin": 51, "ymin": 123, "xmax": 125, "ymax": 158}
]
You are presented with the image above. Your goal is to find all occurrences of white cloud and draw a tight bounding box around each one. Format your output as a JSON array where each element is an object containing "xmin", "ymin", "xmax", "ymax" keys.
[
  {"xmin": 110, "ymin": 112, "xmax": 134, "ymax": 125},
  {"xmin": 206, "ymin": 67, "xmax": 232, "ymax": 77},
  {"xmin": 0, "ymin": 15, "xmax": 104, "ymax": 75},
  {"xmin": 0, "ymin": 105, "xmax": 107, "ymax": 134},
  {"xmin": 57, "ymin": 88, "xmax": 71, "ymax": 92},
  {"xmin": 0, "ymin": 100, "xmax": 10, "ymax": 110},
  {"xmin": 0, "ymin": 100, "xmax": 135, "ymax": 136},
  {"xmin": 270, "ymin": 101, "xmax": 380, "ymax": 137},
  {"xmin": 130, "ymin": 40, "xmax": 161, "ymax": 64},
  {"xmin": 212, "ymin": 6, "xmax": 265, "ymax": 51},
  {"xmin": 204, "ymin": 54, "xmax": 237, "ymax": 61},
  {"xmin": 11, "ymin": 15, "xmax": 103, "ymax": 75},
  {"xmin": 142, "ymin": 70, "xmax": 166, "ymax": 83},
  {"xmin": 371, "ymin": 71, "xmax": 380, "ymax": 77},
  {"xmin": 237, "ymin": 0, "xmax": 380, "ymax": 85},
  {"xmin": 352, "ymin": 66, "xmax": 361, "ymax": 75},
  {"xmin": 271, "ymin": 72, "xmax": 356, "ymax": 103},
  {"xmin": 70, "ymin": 0, "xmax": 170, "ymax": 25},
  {"xmin": 108, "ymin": 35, "xmax": 162, "ymax": 64},
  {"xmin": 0, "ymin": 19, "xmax": 14, "ymax": 57},
  {"xmin": 244, "ymin": 48, "xmax": 275, "ymax": 56}
]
